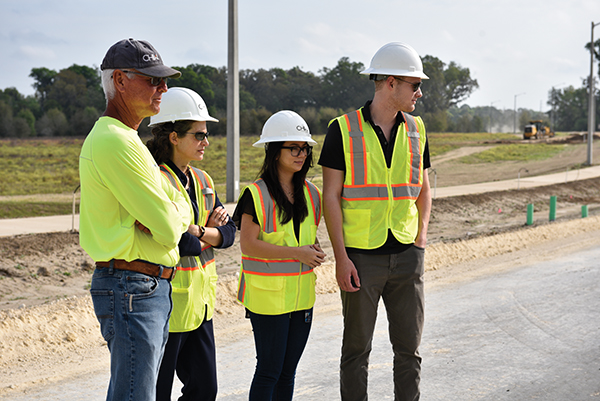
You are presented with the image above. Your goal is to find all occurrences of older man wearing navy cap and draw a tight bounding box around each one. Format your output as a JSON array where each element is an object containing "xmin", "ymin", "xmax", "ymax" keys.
[{"xmin": 79, "ymin": 38, "xmax": 191, "ymax": 401}]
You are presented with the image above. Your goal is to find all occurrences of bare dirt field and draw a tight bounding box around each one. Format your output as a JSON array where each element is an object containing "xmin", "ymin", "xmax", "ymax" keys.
[{"xmin": 2, "ymin": 139, "xmax": 600, "ymax": 395}]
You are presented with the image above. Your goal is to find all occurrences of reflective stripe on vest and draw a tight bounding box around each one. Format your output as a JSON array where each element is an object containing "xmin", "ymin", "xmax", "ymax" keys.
[
  {"xmin": 159, "ymin": 165, "xmax": 215, "ymax": 269},
  {"xmin": 338, "ymin": 108, "xmax": 426, "ymax": 248},
  {"xmin": 236, "ymin": 179, "xmax": 321, "ymax": 307},
  {"xmin": 341, "ymin": 110, "xmax": 422, "ymax": 202}
]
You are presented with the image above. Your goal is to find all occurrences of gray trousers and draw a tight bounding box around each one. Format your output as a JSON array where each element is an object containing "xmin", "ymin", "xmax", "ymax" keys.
[{"xmin": 340, "ymin": 246, "xmax": 425, "ymax": 401}]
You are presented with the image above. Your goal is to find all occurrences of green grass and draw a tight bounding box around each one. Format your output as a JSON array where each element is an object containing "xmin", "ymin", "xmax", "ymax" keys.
[
  {"xmin": 427, "ymin": 132, "xmax": 520, "ymax": 157},
  {"xmin": 460, "ymin": 143, "xmax": 567, "ymax": 163},
  {"xmin": 0, "ymin": 133, "xmax": 567, "ymax": 219},
  {"xmin": 0, "ymin": 138, "xmax": 82, "ymax": 196},
  {"xmin": 0, "ymin": 201, "xmax": 74, "ymax": 219}
]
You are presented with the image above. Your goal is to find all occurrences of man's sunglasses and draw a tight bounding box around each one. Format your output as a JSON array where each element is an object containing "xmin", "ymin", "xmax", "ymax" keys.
[
  {"xmin": 122, "ymin": 70, "xmax": 168, "ymax": 86},
  {"xmin": 394, "ymin": 77, "xmax": 422, "ymax": 92}
]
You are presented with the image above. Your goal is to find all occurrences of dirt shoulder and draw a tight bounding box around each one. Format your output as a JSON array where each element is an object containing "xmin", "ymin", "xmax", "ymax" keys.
[{"xmin": 2, "ymin": 213, "xmax": 600, "ymax": 396}]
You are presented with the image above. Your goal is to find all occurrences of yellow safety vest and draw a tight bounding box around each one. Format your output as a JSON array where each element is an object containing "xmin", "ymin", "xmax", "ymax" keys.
[
  {"xmin": 237, "ymin": 179, "xmax": 322, "ymax": 315},
  {"xmin": 335, "ymin": 108, "xmax": 426, "ymax": 248},
  {"xmin": 160, "ymin": 164, "xmax": 217, "ymax": 332}
]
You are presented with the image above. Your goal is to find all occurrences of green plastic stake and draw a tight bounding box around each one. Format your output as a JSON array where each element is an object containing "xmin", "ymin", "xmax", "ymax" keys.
[
  {"xmin": 549, "ymin": 196, "xmax": 557, "ymax": 221},
  {"xmin": 582, "ymin": 205, "xmax": 589, "ymax": 218},
  {"xmin": 527, "ymin": 203, "xmax": 534, "ymax": 225}
]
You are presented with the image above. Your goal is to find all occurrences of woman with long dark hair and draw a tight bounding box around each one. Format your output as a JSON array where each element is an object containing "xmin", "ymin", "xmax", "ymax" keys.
[
  {"xmin": 232, "ymin": 110, "xmax": 326, "ymax": 400},
  {"xmin": 145, "ymin": 87, "xmax": 236, "ymax": 401}
]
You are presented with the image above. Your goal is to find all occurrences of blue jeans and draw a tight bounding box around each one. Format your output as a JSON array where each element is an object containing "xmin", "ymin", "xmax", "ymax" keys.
[
  {"xmin": 90, "ymin": 266, "xmax": 172, "ymax": 401},
  {"xmin": 248, "ymin": 308, "xmax": 313, "ymax": 401}
]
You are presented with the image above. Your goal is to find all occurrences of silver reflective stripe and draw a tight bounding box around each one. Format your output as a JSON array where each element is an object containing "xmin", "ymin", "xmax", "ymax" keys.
[
  {"xmin": 403, "ymin": 113, "xmax": 421, "ymax": 185},
  {"xmin": 345, "ymin": 111, "xmax": 366, "ymax": 186},
  {"xmin": 191, "ymin": 167, "xmax": 214, "ymax": 212},
  {"xmin": 199, "ymin": 247, "xmax": 215, "ymax": 266},
  {"xmin": 305, "ymin": 181, "xmax": 322, "ymax": 224},
  {"xmin": 242, "ymin": 258, "xmax": 312, "ymax": 274},
  {"xmin": 177, "ymin": 255, "xmax": 198, "ymax": 269},
  {"xmin": 342, "ymin": 186, "xmax": 388, "ymax": 200},
  {"xmin": 237, "ymin": 272, "xmax": 246, "ymax": 302},
  {"xmin": 391, "ymin": 185, "xmax": 422, "ymax": 199},
  {"xmin": 254, "ymin": 180, "xmax": 275, "ymax": 233},
  {"xmin": 160, "ymin": 165, "xmax": 180, "ymax": 189}
]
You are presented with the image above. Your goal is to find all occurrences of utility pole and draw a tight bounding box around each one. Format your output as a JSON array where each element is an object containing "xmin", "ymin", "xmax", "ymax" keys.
[
  {"xmin": 587, "ymin": 21, "xmax": 600, "ymax": 166},
  {"xmin": 226, "ymin": 0, "xmax": 240, "ymax": 202}
]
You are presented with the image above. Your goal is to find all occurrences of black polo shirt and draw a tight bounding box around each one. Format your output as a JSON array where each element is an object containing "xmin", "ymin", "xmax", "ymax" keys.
[{"xmin": 317, "ymin": 101, "xmax": 431, "ymax": 255}]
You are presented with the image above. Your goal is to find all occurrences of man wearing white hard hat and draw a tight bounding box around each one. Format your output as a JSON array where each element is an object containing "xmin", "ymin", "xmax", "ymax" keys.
[
  {"xmin": 232, "ymin": 110, "xmax": 326, "ymax": 400},
  {"xmin": 319, "ymin": 42, "xmax": 432, "ymax": 401},
  {"xmin": 146, "ymin": 87, "xmax": 236, "ymax": 401}
]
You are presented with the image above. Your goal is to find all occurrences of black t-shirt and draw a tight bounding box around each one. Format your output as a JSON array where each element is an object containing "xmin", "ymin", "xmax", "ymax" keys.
[
  {"xmin": 317, "ymin": 101, "xmax": 431, "ymax": 255},
  {"xmin": 232, "ymin": 187, "xmax": 301, "ymax": 241}
]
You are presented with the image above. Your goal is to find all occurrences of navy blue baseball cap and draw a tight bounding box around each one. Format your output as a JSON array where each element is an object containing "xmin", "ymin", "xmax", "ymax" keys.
[{"xmin": 100, "ymin": 38, "xmax": 181, "ymax": 78}]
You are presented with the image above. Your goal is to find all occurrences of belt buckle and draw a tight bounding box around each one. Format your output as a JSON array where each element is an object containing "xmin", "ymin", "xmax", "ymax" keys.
[{"xmin": 169, "ymin": 266, "xmax": 177, "ymax": 281}]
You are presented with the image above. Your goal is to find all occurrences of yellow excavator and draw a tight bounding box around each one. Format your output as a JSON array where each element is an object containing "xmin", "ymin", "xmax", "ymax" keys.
[{"xmin": 523, "ymin": 120, "xmax": 554, "ymax": 140}]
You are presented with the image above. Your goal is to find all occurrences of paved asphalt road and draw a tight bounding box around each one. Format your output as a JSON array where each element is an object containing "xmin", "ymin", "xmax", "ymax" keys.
[{"xmin": 5, "ymin": 242, "xmax": 600, "ymax": 400}]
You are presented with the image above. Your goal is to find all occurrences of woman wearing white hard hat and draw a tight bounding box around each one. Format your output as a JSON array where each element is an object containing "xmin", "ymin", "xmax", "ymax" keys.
[
  {"xmin": 145, "ymin": 87, "xmax": 236, "ymax": 401},
  {"xmin": 232, "ymin": 110, "xmax": 325, "ymax": 400}
]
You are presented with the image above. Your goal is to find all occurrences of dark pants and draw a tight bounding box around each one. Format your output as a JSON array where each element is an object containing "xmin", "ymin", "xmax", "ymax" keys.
[
  {"xmin": 340, "ymin": 247, "xmax": 425, "ymax": 401},
  {"xmin": 155, "ymin": 318, "xmax": 217, "ymax": 401},
  {"xmin": 248, "ymin": 308, "xmax": 313, "ymax": 401}
]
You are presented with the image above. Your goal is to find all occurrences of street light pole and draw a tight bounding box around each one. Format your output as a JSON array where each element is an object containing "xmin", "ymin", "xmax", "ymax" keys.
[
  {"xmin": 226, "ymin": 0, "xmax": 240, "ymax": 202},
  {"xmin": 587, "ymin": 21, "xmax": 600, "ymax": 166},
  {"xmin": 514, "ymin": 92, "xmax": 525, "ymax": 134}
]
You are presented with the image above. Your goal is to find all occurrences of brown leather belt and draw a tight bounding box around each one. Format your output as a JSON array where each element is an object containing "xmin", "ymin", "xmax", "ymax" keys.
[{"xmin": 96, "ymin": 259, "xmax": 175, "ymax": 280}]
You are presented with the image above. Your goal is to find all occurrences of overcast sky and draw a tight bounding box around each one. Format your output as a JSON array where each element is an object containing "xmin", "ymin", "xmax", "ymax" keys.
[{"xmin": 1, "ymin": 0, "xmax": 599, "ymax": 112}]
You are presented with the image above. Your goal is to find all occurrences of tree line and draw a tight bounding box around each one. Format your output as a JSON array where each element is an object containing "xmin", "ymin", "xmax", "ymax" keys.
[{"xmin": 1, "ymin": 47, "xmax": 598, "ymax": 138}]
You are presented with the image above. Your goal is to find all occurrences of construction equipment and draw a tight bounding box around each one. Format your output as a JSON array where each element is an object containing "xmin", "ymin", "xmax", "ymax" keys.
[{"xmin": 524, "ymin": 120, "xmax": 554, "ymax": 140}]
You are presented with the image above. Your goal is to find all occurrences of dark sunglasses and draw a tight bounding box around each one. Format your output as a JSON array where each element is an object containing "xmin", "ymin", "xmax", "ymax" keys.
[
  {"xmin": 281, "ymin": 145, "xmax": 312, "ymax": 157},
  {"xmin": 189, "ymin": 131, "xmax": 209, "ymax": 141},
  {"xmin": 122, "ymin": 70, "xmax": 168, "ymax": 86},
  {"xmin": 394, "ymin": 77, "xmax": 422, "ymax": 92}
]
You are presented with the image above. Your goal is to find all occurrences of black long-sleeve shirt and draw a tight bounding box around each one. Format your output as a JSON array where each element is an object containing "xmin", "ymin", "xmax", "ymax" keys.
[{"xmin": 164, "ymin": 160, "xmax": 236, "ymax": 257}]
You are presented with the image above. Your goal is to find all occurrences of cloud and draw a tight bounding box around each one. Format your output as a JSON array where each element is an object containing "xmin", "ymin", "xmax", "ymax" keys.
[{"xmin": 17, "ymin": 45, "xmax": 57, "ymax": 61}]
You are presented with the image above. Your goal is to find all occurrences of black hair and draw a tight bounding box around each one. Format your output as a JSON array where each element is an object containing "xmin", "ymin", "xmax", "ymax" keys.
[
  {"xmin": 258, "ymin": 142, "xmax": 313, "ymax": 225},
  {"xmin": 146, "ymin": 120, "xmax": 195, "ymax": 165}
]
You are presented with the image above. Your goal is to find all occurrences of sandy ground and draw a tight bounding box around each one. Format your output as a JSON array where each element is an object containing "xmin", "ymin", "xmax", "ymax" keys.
[{"xmin": 2, "ymin": 140, "xmax": 600, "ymax": 395}]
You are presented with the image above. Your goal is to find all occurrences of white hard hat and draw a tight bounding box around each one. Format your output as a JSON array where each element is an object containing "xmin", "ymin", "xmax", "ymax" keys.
[
  {"xmin": 361, "ymin": 42, "xmax": 429, "ymax": 80},
  {"xmin": 253, "ymin": 110, "xmax": 317, "ymax": 148},
  {"xmin": 149, "ymin": 87, "xmax": 218, "ymax": 126}
]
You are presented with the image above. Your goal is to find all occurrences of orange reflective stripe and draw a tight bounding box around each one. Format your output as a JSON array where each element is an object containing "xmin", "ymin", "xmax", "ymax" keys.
[
  {"xmin": 346, "ymin": 110, "xmax": 368, "ymax": 186},
  {"xmin": 159, "ymin": 166, "xmax": 182, "ymax": 192},
  {"xmin": 305, "ymin": 181, "xmax": 321, "ymax": 225},
  {"xmin": 242, "ymin": 256, "xmax": 299, "ymax": 263},
  {"xmin": 242, "ymin": 269, "xmax": 314, "ymax": 277},
  {"xmin": 177, "ymin": 266, "xmax": 200, "ymax": 272},
  {"xmin": 402, "ymin": 112, "xmax": 422, "ymax": 185},
  {"xmin": 254, "ymin": 182, "xmax": 267, "ymax": 229}
]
